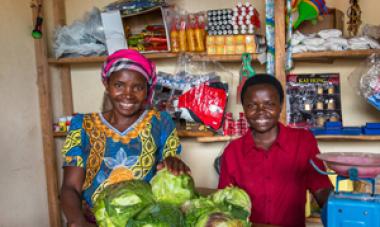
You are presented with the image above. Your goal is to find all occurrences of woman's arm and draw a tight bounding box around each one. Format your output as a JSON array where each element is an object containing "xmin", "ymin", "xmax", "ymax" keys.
[{"xmin": 61, "ymin": 166, "xmax": 95, "ymax": 227}]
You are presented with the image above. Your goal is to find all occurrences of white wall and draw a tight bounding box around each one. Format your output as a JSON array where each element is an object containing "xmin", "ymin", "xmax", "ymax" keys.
[
  {"xmin": 1, "ymin": 0, "xmax": 380, "ymax": 226},
  {"xmin": 0, "ymin": 0, "xmax": 49, "ymax": 226}
]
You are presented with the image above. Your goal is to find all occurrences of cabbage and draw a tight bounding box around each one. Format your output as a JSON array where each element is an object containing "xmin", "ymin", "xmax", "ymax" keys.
[
  {"xmin": 93, "ymin": 180, "xmax": 155, "ymax": 227},
  {"xmin": 127, "ymin": 203, "xmax": 185, "ymax": 227},
  {"xmin": 182, "ymin": 197, "xmax": 252, "ymax": 227},
  {"xmin": 150, "ymin": 168, "xmax": 197, "ymax": 206},
  {"xmin": 211, "ymin": 186, "xmax": 252, "ymax": 216},
  {"xmin": 181, "ymin": 197, "xmax": 219, "ymax": 226},
  {"xmin": 196, "ymin": 212, "xmax": 251, "ymax": 227}
]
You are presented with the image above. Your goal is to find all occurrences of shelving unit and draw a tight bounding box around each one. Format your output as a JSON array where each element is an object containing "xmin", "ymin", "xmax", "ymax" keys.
[
  {"xmin": 196, "ymin": 134, "xmax": 380, "ymax": 143},
  {"xmin": 47, "ymin": 49, "xmax": 380, "ymax": 65},
  {"xmin": 32, "ymin": 1, "xmax": 380, "ymax": 226},
  {"xmin": 48, "ymin": 52, "xmax": 179, "ymax": 65}
]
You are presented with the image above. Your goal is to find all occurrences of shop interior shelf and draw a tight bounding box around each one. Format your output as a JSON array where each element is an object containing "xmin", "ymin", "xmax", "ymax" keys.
[
  {"xmin": 293, "ymin": 49, "xmax": 380, "ymax": 60},
  {"xmin": 48, "ymin": 52, "xmax": 179, "ymax": 65},
  {"xmin": 47, "ymin": 49, "xmax": 380, "ymax": 65},
  {"xmin": 55, "ymin": 131, "xmax": 380, "ymax": 141},
  {"xmin": 196, "ymin": 134, "xmax": 380, "ymax": 143}
]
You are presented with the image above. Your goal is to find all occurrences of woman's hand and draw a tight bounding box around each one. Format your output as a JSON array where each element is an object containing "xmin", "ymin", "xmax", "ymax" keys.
[{"xmin": 157, "ymin": 156, "xmax": 191, "ymax": 176}]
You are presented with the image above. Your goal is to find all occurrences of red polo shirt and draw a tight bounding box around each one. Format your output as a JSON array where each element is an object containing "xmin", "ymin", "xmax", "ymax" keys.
[{"xmin": 218, "ymin": 123, "xmax": 332, "ymax": 227}]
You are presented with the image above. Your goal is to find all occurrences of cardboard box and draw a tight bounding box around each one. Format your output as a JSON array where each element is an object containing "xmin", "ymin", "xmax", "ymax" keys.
[
  {"xmin": 121, "ymin": 6, "xmax": 171, "ymax": 53},
  {"xmin": 101, "ymin": 6, "xmax": 171, "ymax": 54},
  {"xmin": 297, "ymin": 8, "xmax": 344, "ymax": 35},
  {"xmin": 101, "ymin": 10, "xmax": 128, "ymax": 55}
]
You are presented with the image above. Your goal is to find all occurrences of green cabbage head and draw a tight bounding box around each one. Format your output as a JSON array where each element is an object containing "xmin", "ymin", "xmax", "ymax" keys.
[
  {"xmin": 127, "ymin": 203, "xmax": 185, "ymax": 227},
  {"xmin": 93, "ymin": 180, "xmax": 155, "ymax": 227},
  {"xmin": 211, "ymin": 186, "xmax": 251, "ymax": 216},
  {"xmin": 150, "ymin": 168, "xmax": 197, "ymax": 206},
  {"xmin": 196, "ymin": 212, "xmax": 251, "ymax": 227}
]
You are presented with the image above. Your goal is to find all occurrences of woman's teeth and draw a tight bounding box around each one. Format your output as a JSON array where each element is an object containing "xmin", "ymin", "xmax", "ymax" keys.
[{"xmin": 120, "ymin": 103, "xmax": 134, "ymax": 108}]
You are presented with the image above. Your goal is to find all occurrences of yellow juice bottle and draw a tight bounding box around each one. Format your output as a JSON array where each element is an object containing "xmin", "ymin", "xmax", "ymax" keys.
[
  {"xmin": 179, "ymin": 18, "xmax": 187, "ymax": 52},
  {"xmin": 186, "ymin": 15, "xmax": 196, "ymax": 52},
  {"xmin": 170, "ymin": 22, "xmax": 179, "ymax": 52}
]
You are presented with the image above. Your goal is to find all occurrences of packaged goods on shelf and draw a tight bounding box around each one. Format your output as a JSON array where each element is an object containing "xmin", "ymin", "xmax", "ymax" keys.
[
  {"xmin": 291, "ymin": 29, "xmax": 380, "ymax": 54},
  {"xmin": 153, "ymin": 54, "xmax": 232, "ymax": 130},
  {"xmin": 54, "ymin": 8, "xmax": 106, "ymax": 58},
  {"xmin": 206, "ymin": 34, "xmax": 265, "ymax": 55},
  {"xmin": 53, "ymin": 116, "xmax": 74, "ymax": 133},
  {"xmin": 296, "ymin": 8, "xmax": 343, "ymax": 35},
  {"xmin": 167, "ymin": 9, "xmax": 206, "ymax": 53},
  {"xmin": 223, "ymin": 112, "xmax": 248, "ymax": 136},
  {"xmin": 286, "ymin": 73, "xmax": 342, "ymax": 129},
  {"xmin": 348, "ymin": 54, "xmax": 380, "ymax": 111},
  {"xmin": 101, "ymin": 6, "xmax": 171, "ymax": 54}
]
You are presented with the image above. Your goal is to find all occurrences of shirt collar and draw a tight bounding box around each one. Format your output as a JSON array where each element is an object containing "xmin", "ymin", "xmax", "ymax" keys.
[{"xmin": 242, "ymin": 122, "xmax": 288, "ymax": 154}]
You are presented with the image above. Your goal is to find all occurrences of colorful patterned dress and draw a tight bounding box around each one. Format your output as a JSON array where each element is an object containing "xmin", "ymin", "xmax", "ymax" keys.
[{"xmin": 61, "ymin": 109, "xmax": 181, "ymax": 208}]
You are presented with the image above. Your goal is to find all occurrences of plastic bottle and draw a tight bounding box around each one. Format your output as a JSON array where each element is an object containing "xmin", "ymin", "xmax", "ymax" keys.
[
  {"xmin": 170, "ymin": 20, "xmax": 179, "ymax": 52},
  {"xmin": 194, "ymin": 15, "xmax": 205, "ymax": 52},
  {"xmin": 186, "ymin": 15, "xmax": 196, "ymax": 52},
  {"xmin": 179, "ymin": 16, "xmax": 187, "ymax": 52}
]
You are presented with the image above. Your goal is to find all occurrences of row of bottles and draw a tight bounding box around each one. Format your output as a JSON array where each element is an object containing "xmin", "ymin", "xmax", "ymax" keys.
[{"xmin": 170, "ymin": 13, "xmax": 206, "ymax": 52}]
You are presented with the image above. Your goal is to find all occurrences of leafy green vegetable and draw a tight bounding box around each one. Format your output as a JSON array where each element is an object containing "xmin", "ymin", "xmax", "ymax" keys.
[
  {"xmin": 127, "ymin": 203, "xmax": 185, "ymax": 227},
  {"xmin": 93, "ymin": 180, "xmax": 155, "ymax": 227},
  {"xmin": 150, "ymin": 168, "xmax": 197, "ymax": 206},
  {"xmin": 182, "ymin": 197, "xmax": 251, "ymax": 227},
  {"xmin": 196, "ymin": 212, "xmax": 251, "ymax": 227},
  {"xmin": 211, "ymin": 186, "xmax": 251, "ymax": 216}
]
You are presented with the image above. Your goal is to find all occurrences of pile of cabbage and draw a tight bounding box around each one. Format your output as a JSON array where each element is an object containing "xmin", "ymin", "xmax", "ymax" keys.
[{"xmin": 93, "ymin": 168, "xmax": 252, "ymax": 227}]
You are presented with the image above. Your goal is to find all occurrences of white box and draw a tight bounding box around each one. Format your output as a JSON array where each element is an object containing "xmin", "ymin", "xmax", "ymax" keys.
[{"xmin": 101, "ymin": 10, "xmax": 127, "ymax": 55}]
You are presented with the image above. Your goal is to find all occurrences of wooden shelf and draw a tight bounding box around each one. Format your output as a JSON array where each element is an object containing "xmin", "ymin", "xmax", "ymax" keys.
[
  {"xmin": 191, "ymin": 53, "xmax": 259, "ymax": 62},
  {"xmin": 53, "ymin": 130, "xmax": 214, "ymax": 138},
  {"xmin": 196, "ymin": 135, "xmax": 240, "ymax": 143},
  {"xmin": 306, "ymin": 216, "xmax": 322, "ymax": 224},
  {"xmin": 53, "ymin": 132, "xmax": 66, "ymax": 138},
  {"xmin": 315, "ymin": 135, "xmax": 380, "ymax": 141},
  {"xmin": 48, "ymin": 52, "xmax": 178, "ymax": 65},
  {"xmin": 47, "ymin": 50, "xmax": 380, "ymax": 65},
  {"xmin": 293, "ymin": 49, "xmax": 380, "ymax": 60},
  {"xmin": 195, "ymin": 134, "xmax": 380, "ymax": 143}
]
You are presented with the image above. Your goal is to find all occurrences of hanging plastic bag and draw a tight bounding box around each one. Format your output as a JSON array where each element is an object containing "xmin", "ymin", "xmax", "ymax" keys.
[
  {"xmin": 53, "ymin": 7, "xmax": 106, "ymax": 58},
  {"xmin": 348, "ymin": 54, "xmax": 380, "ymax": 110}
]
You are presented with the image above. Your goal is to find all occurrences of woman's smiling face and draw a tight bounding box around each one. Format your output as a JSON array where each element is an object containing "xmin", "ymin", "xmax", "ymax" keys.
[
  {"xmin": 242, "ymin": 84, "xmax": 282, "ymax": 133},
  {"xmin": 104, "ymin": 69, "xmax": 148, "ymax": 119}
]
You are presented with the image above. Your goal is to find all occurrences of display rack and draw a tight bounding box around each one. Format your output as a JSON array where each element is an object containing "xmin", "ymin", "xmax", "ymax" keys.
[
  {"xmin": 196, "ymin": 135, "xmax": 380, "ymax": 143},
  {"xmin": 32, "ymin": 1, "xmax": 380, "ymax": 226}
]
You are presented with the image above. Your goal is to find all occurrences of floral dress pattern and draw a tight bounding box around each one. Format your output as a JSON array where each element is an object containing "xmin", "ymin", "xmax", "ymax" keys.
[{"xmin": 61, "ymin": 109, "xmax": 181, "ymax": 207}]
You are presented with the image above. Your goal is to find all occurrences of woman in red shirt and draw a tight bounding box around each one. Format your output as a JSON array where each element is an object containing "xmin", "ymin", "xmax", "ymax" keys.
[{"xmin": 218, "ymin": 74, "xmax": 333, "ymax": 227}]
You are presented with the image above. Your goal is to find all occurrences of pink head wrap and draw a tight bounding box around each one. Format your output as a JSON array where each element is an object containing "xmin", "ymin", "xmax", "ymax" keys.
[{"xmin": 101, "ymin": 49, "xmax": 157, "ymax": 103}]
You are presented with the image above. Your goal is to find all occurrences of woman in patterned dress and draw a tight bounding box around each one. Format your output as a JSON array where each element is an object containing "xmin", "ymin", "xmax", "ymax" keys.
[{"xmin": 60, "ymin": 49, "xmax": 190, "ymax": 227}]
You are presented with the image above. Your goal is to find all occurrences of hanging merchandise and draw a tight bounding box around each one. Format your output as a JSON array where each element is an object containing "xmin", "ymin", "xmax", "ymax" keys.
[
  {"xmin": 178, "ymin": 83, "xmax": 227, "ymax": 130},
  {"xmin": 265, "ymin": 0, "xmax": 275, "ymax": 75},
  {"xmin": 237, "ymin": 53, "xmax": 255, "ymax": 103},
  {"xmin": 31, "ymin": 2, "xmax": 43, "ymax": 39},
  {"xmin": 292, "ymin": 0, "xmax": 328, "ymax": 29},
  {"xmin": 152, "ymin": 53, "xmax": 232, "ymax": 130},
  {"xmin": 347, "ymin": 0, "xmax": 362, "ymax": 37},
  {"xmin": 286, "ymin": 0, "xmax": 294, "ymax": 71},
  {"xmin": 54, "ymin": 8, "xmax": 106, "ymax": 58},
  {"xmin": 348, "ymin": 54, "xmax": 380, "ymax": 111}
]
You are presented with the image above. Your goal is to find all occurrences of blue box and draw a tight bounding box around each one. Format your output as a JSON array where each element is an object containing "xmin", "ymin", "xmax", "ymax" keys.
[
  {"xmin": 327, "ymin": 192, "xmax": 380, "ymax": 227},
  {"xmin": 341, "ymin": 127, "xmax": 362, "ymax": 135},
  {"xmin": 365, "ymin": 123, "xmax": 380, "ymax": 129}
]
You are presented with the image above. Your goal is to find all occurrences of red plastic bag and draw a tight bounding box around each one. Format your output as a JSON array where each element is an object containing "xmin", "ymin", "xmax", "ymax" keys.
[{"xmin": 178, "ymin": 83, "xmax": 227, "ymax": 130}]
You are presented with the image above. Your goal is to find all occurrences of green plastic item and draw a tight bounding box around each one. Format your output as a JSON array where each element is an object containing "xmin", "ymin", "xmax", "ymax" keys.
[
  {"xmin": 239, "ymin": 53, "xmax": 256, "ymax": 82},
  {"xmin": 293, "ymin": 0, "xmax": 319, "ymax": 29},
  {"xmin": 32, "ymin": 30, "xmax": 42, "ymax": 39}
]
